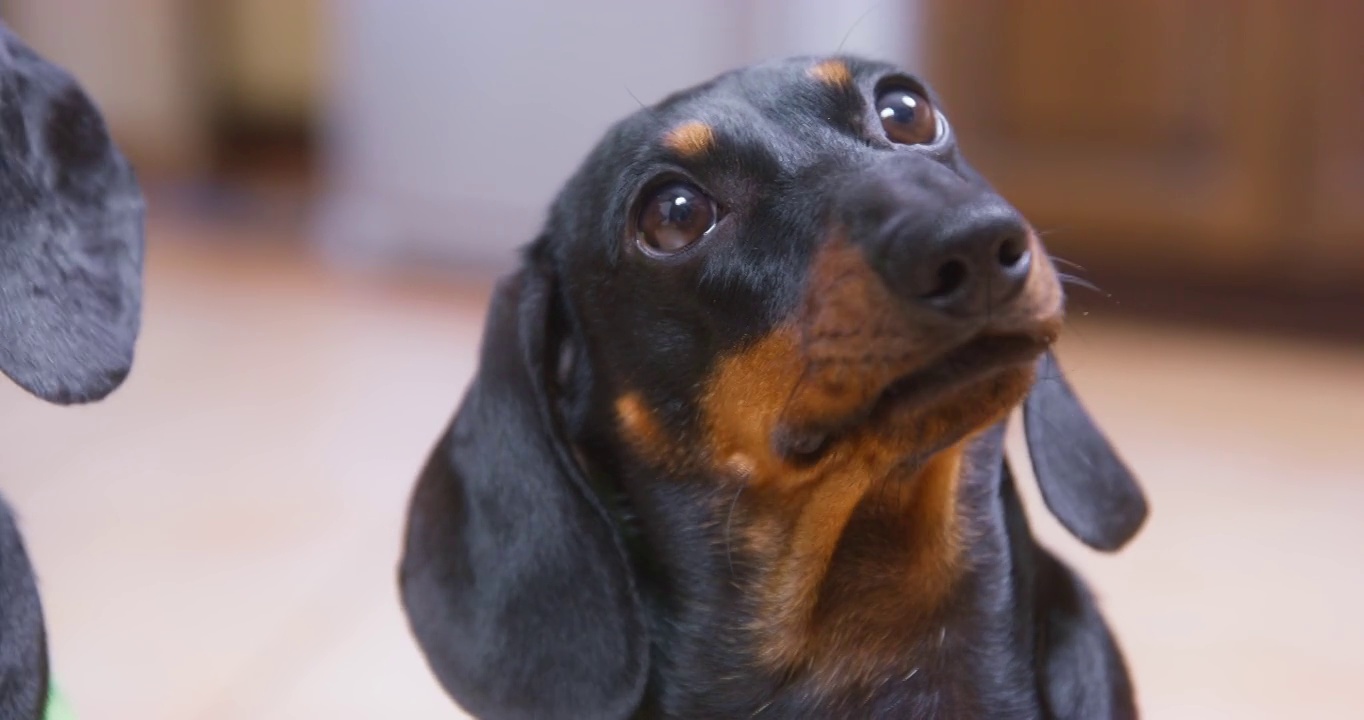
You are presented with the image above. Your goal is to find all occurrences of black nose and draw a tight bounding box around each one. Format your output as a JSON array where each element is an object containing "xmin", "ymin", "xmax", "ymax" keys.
[{"xmin": 897, "ymin": 204, "xmax": 1032, "ymax": 318}]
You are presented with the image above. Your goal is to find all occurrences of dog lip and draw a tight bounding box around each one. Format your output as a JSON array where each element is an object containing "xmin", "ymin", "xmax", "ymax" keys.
[
  {"xmin": 872, "ymin": 331, "xmax": 1052, "ymax": 417},
  {"xmin": 771, "ymin": 330, "xmax": 1054, "ymax": 462}
]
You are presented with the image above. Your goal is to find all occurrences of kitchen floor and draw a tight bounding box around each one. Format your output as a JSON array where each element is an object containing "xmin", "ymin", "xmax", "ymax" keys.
[{"xmin": 3, "ymin": 214, "xmax": 1360, "ymax": 719}]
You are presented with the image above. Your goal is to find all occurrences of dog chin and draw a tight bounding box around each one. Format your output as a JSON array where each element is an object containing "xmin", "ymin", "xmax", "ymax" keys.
[
  {"xmin": 772, "ymin": 333, "xmax": 1048, "ymax": 463},
  {"xmin": 882, "ymin": 362, "xmax": 1038, "ymax": 466}
]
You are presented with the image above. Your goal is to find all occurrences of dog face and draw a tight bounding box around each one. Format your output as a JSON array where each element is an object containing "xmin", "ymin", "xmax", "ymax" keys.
[
  {"xmin": 543, "ymin": 57, "xmax": 1061, "ymax": 496},
  {"xmin": 402, "ymin": 55, "xmax": 1145, "ymax": 720}
]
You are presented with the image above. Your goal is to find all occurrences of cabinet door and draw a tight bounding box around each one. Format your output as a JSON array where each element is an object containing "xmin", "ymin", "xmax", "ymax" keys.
[
  {"xmin": 1296, "ymin": 0, "xmax": 1364, "ymax": 287},
  {"xmin": 921, "ymin": 0, "xmax": 1298, "ymax": 278}
]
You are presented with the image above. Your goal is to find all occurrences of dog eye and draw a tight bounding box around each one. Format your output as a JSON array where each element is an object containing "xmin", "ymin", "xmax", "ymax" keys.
[
  {"xmin": 637, "ymin": 182, "xmax": 717, "ymax": 254},
  {"xmin": 876, "ymin": 88, "xmax": 937, "ymax": 145}
]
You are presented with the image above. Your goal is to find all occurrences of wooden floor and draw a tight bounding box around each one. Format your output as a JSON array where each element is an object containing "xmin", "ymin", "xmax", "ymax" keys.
[{"xmin": 3, "ymin": 215, "xmax": 1361, "ymax": 719}]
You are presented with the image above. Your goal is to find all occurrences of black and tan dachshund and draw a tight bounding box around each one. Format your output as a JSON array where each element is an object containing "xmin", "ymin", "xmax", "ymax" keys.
[
  {"xmin": 0, "ymin": 23, "xmax": 144, "ymax": 719},
  {"xmin": 401, "ymin": 56, "xmax": 1147, "ymax": 720}
]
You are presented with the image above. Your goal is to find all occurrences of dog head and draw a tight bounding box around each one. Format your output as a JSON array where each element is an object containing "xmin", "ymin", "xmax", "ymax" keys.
[{"xmin": 402, "ymin": 56, "xmax": 1145, "ymax": 719}]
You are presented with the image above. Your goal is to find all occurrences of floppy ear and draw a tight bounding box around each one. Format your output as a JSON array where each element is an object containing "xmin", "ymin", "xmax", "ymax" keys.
[
  {"xmin": 0, "ymin": 498, "xmax": 49, "ymax": 720},
  {"xmin": 1023, "ymin": 351, "xmax": 1147, "ymax": 552},
  {"xmin": 997, "ymin": 459, "xmax": 1137, "ymax": 719},
  {"xmin": 399, "ymin": 265, "xmax": 648, "ymax": 720},
  {"xmin": 0, "ymin": 24, "xmax": 144, "ymax": 405},
  {"xmin": 1032, "ymin": 537, "xmax": 1139, "ymax": 720}
]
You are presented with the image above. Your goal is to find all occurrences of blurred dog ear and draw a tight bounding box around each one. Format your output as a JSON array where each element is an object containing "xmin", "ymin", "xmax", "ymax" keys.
[
  {"xmin": 399, "ymin": 263, "xmax": 648, "ymax": 720},
  {"xmin": 0, "ymin": 24, "xmax": 144, "ymax": 404},
  {"xmin": 1023, "ymin": 351, "xmax": 1147, "ymax": 551},
  {"xmin": 0, "ymin": 498, "xmax": 49, "ymax": 719}
]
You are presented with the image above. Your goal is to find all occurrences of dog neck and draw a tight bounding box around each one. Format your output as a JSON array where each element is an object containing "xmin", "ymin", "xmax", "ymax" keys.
[
  {"xmin": 619, "ymin": 424, "xmax": 1036, "ymax": 717},
  {"xmin": 737, "ymin": 441, "xmax": 968, "ymax": 678}
]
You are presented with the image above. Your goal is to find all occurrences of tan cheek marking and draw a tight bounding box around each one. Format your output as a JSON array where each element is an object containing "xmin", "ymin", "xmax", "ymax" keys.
[
  {"xmin": 615, "ymin": 392, "xmax": 676, "ymax": 467},
  {"xmin": 808, "ymin": 59, "xmax": 853, "ymax": 89},
  {"xmin": 701, "ymin": 328, "xmax": 807, "ymax": 488},
  {"xmin": 783, "ymin": 236, "xmax": 935, "ymax": 435},
  {"xmin": 663, "ymin": 121, "xmax": 715, "ymax": 158}
]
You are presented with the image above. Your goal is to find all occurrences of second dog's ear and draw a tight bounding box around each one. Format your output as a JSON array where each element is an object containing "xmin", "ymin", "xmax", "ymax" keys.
[
  {"xmin": 400, "ymin": 263, "xmax": 648, "ymax": 720},
  {"xmin": 1023, "ymin": 351, "xmax": 1148, "ymax": 552},
  {"xmin": 0, "ymin": 498, "xmax": 48, "ymax": 720},
  {"xmin": 0, "ymin": 24, "xmax": 145, "ymax": 405}
]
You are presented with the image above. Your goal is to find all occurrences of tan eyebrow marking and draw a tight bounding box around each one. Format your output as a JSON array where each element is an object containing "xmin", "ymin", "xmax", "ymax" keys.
[
  {"xmin": 663, "ymin": 121, "xmax": 715, "ymax": 158},
  {"xmin": 808, "ymin": 59, "xmax": 853, "ymax": 89}
]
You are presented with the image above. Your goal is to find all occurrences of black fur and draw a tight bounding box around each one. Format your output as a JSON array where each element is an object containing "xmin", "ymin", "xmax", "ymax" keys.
[
  {"xmin": 401, "ymin": 56, "xmax": 1146, "ymax": 719},
  {"xmin": 0, "ymin": 22, "xmax": 145, "ymax": 718},
  {"xmin": 1025, "ymin": 352, "xmax": 1148, "ymax": 552},
  {"xmin": 0, "ymin": 499, "xmax": 47, "ymax": 720}
]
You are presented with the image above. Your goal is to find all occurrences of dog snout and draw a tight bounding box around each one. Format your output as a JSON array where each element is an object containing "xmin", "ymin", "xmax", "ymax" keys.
[
  {"xmin": 897, "ymin": 202, "xmax": 1032, "ymax": 318},
  {"xmin": 838, "ymin": 159, "xmax": 1034, "ymax": 321}
]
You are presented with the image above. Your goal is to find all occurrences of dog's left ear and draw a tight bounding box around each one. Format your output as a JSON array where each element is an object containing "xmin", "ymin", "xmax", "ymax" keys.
[
  {"xmin": 1023, "ymin": 351, "xmax": 1147, "ymax": 551},
  {"xmin": 0, "ymin": 24, "xmax": 144, "ymax": 405}
]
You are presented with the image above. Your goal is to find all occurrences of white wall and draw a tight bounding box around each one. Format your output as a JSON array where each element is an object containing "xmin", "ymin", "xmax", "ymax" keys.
[
  {"xmin": 748, "ymin": 0, "xmax": 920, "ymax": 66},
  {"xmin": 315, "ymin": 0, "xmax": 921, "ymax": 273}
]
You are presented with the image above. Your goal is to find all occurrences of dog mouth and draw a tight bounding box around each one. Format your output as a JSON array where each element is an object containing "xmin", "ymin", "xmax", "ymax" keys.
[
  {"xmin": 774, "ymin": 330, "xmax": 1054, "ymax": 460},
  {"xmin": 872, "ymin": 332, "xmax": 1051, "ymax": 418}
]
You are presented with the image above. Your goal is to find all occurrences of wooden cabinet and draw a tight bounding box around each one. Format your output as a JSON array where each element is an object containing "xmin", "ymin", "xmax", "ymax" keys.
[
  {"xmin": 922, "ymin": 0, "xmax": 1362, "ymax": 292},
  {"xmin": 1298, "ymin": 1, "xmax": 1364, "ymax": 286}
]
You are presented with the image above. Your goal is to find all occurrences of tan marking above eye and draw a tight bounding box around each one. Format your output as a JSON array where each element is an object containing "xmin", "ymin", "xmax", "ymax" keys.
[
  {"xmin": 663, "ymin": 120, "xmax": 714, "ymax": 157},
  {"xmin": 808, "ymin": 59, "xmax": 852, "ymax": 89}
]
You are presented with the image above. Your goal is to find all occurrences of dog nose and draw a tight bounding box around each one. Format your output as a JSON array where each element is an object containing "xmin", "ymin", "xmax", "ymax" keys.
[{"xmin": 899, "ymin": 205, "xmax": 1032, "ymax": 318}]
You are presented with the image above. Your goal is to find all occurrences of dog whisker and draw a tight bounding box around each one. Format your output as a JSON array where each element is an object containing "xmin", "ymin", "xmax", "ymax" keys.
[
  {"xmin": 836, "ymin": 0, "xmax": 888, "ymax": 53},
  {"xmin": 1057, "ymin": 272, "xmax": 1103, "ymax": 294},
  {"xmin": 725, "ymin": 484, "xmax": 746, "ymax": 577},
  {"xmin": 1048, "ymin": 255, "xmax": 1086, "ymax": 272}
]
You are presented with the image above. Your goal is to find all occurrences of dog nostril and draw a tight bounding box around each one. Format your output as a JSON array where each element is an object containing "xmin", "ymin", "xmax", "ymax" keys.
[
  {"xmin": 923, "ymin": 258, "xmax": 969, "ymax": 299},
  {"xmin": 996, "ymin": 235, "xmax": 1027, "ymax": 268}
]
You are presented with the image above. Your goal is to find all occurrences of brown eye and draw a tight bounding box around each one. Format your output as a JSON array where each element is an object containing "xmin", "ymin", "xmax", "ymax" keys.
[
  {"xmin": 876, "ymin": 88, "xmax": 937, "ymax": 145},
  {"xmin": 637, "ymin": 182, "xmax": 717, "ymax": 254}
]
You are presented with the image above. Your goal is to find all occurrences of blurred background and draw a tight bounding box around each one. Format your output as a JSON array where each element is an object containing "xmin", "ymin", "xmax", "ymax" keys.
[{"xmin": 0, "ymin": 1, "xmax": 1359, "ymax": 718}]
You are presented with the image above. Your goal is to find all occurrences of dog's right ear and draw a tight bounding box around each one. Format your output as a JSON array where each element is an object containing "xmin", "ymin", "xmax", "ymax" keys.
[{"xmin": 399, "ymin": 264, "xmax": 648, "ymax": 720}]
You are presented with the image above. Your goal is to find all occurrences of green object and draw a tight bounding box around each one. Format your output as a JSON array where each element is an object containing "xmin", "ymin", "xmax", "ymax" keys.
[{"xmin": 45, "ymin": 684, "xmax": 75, "ymax": 720}]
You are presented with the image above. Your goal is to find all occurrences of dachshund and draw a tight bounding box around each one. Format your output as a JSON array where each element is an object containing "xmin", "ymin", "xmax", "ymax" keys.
[
  {"xmin": 0, "ymin": 23, "xmax": 144, "ymax": 719},
  {"xmin": 400, "ymin": 55, "xmax": 1147, "ymax": 720}
]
